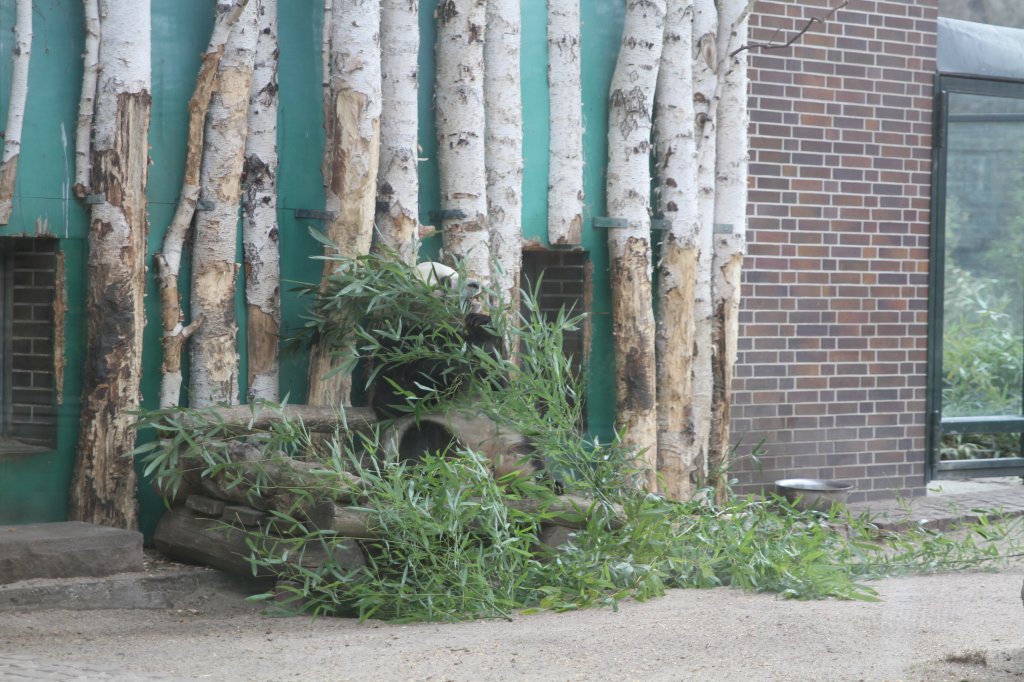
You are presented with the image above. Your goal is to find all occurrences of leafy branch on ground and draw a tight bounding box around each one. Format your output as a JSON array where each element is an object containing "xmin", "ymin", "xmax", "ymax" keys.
[{"xmin": 135, "ymin": 251, "xmax": 1024, "ymax": 622}]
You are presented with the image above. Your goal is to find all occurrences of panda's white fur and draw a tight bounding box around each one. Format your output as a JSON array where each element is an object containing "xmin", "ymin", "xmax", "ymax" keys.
[
  {"xmin": 414, "ymin": 261, "xmax": 459, "ymax": 288},
  {"xmin": 413, "ymin": 261, "xmax": 483, "ymax": 305}
]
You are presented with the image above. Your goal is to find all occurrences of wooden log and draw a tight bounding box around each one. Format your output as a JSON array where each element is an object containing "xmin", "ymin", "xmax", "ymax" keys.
[
  {"xmin": 182, "ymin": 404, "xmax": 378, "ymax": 433},
  {"xmin": 185, "ymin": 494, "xmax": 226, "ymax": 517},
  {"xmin": 154, "ymin": 507, "xmax": 366, "ymax": 579},
  {"xmin": 325, "ymin": 493, "xmax": 624, "ymax": 538},
  {"xmin": 152, "ymin": 445, "xmax": 363, "ymax": 516}
]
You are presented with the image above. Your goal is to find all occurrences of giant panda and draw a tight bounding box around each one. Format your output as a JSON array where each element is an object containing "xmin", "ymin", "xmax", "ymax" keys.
[
  {"xmin": 367, "ymin": 261, "xmax": 504, "ymax": 420},
  {"xmin": 367, "ymin": 262, "xmax": 545, "ymax": 483}
]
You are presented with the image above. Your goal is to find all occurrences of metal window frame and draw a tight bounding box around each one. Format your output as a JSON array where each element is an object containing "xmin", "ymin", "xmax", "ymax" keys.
[{"xmin": 926, "ymin": 74, "xmax": 1024, "ymax": 480}]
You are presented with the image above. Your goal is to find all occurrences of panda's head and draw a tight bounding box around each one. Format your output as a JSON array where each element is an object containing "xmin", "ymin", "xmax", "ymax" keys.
[{"xmin": 414, "ymin": 261, "xmax": 483, "ymax": 303}]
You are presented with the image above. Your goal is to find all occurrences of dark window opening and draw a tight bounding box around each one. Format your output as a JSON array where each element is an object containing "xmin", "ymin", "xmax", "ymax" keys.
[
  {"xmin": 520, "ymin": 250, "xmax": 589, "ymax": 422},
  {"xmin": 1, "ymin": 237, "xmax": 58, "ymax": 451}
]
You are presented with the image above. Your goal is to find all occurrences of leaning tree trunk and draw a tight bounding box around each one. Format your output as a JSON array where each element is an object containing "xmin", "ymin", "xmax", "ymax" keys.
[
  {"xmin": 190, "ymin": 0, "xmax": 259, "ymax": 408},
  {"xmin": 242, "ymin": 0, "xmax": 281, "ymax": 403},
  {"xmin": 689, "ymin": 0, "xmax": 720, "ymax": 489},
  {"xmin": 707, "ymin": 0, "xmax": 752, "ymax": 502},
  {"xmin": 606, "ymin": 0, "xmax": 665, "ymax": 490},
  {"xmin": 654, "ymin": 0, "xmax": 699, "ymax": 500},
  {"xmin": 375, "ymin": 0, "xmax": 420, "ymax": 264},
  {"xmin": 0, "ymin": 0, "xmax": 32, "ymax": 224},
  {"xmin": 546, "ymin": 0, "xmax": 583, "ymax": 247},
  {"xmin": 436, "ymin": 0, "xmax": 490, "ymax": 281},
  {"xmin": 157, "ymin": 0, "xmax": 250, "ymax": 408},
  {"xmin": 485, "ymin": 0, "xmax": 523, "ymax": 313},
  {"xmin": 69, "ymin": 0, "xmax": 152, "ymax": 529},
  {"xmin": 73, "ymin": 0, "xmax": 100, "ymax": 197},
  {"xmin": 307, "ymin": 0, "xmax": 383, "ymax": 407}
]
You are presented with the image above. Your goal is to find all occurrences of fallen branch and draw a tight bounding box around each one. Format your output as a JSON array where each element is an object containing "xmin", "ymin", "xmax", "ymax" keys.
[{"xmin": 730, "ymin": 0, "xmax": 848, "ymax": 58}]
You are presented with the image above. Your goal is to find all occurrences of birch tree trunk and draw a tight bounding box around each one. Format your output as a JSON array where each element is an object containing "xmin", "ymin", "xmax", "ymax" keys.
[
  {"xmin": 606, "ymin": 0, "xmax": 665, "ymax": 490},
  {"xmin": 376, "ymin": 0, "xmax": 420, "ymax": 265},
  {"xmin": 0, "ymin": 0, "xmax": 32, "ymax": 224},
  {"xmin": 73, "ymin": 0, "xmax": 100, "ymax": 198},
  {"xmin": 157, "ymin": 0, "xmax": 250, "ymax": 408},
  {"xmin": 189, "ymin": 0, "xmax": 259, "ymax": 408},
  {"xmin": 689, "ymin": 0, "xmax": 719, "ymax": 488},
  {"xmin": 546, "ymin": 0, "xmax": 583, "ymax": 247},
  {"xmin": 708, "ymin": 0, "xmax": 752, "ymax": 502},
  {"xmin": 654, "ymin": 0, "xmax": 698, "ymax": 500},
  {"xmin": 436, "ymin": 0, "xmax": 490, "ymax": 281},
  {"xmin": 306, "ymin": 0, "xmax": 383, "ymax": 407},
  {"xmin": 69, "ymin": 0, "xmax": 151, "ymax": 528},
  {"xmin": 486, "ymin": 0, "xmax": 523, "ymax": 312},
  {"xmin": 242, "ymin": 0, "xmax": 281, "ymax": 402}
]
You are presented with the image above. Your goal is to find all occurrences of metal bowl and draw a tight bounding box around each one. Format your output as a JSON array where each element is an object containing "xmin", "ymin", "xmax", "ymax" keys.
[{"xmin": 775, "ymin": 478, "xmax": 853, "ymax": 512}]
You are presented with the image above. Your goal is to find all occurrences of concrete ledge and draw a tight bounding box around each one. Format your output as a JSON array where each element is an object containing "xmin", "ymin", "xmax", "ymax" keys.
[
  {"xmin": 0, "ymin": 565, "xmax": 269, "ymax": 612},
  {"xmin": 0, "ymin": 521, "xmax": 144, "ymax": 583}
]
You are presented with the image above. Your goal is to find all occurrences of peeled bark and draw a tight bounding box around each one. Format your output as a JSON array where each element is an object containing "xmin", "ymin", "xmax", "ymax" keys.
[
  {"xmin": 708, "ymin": 0, "xmax": 752, "ymax": 502},
  {"xmin": 69, "ymin": 0, "xmax": 152, "ymax": 529},
  {"xmin": 654, "ymin": 0, "xmax": 698, "ymax": 500},
  {"xmin": 0, "ymin": 0, "xmax": 32, "ymax": 224},
  {"xmin": 689, "ymin": 0, "xmax": 719, "ymax": 488},
  {"xmin": 546, "ymin": 0, "xmax": 584, "ymax": 246},
  {"xmin": 243, "ymin": 0, "xmax": 281, "ymax": 402},
  {"xmin": 157, "ymin": 0, "xmax": 250, "ymax": 408},
  {"xmin": 307, "ymin": 0, "xmax": 383, "ymax": 407},
  {"xmin": 73, "ymin": 0, "xmax": 100, "ymax": 197},
  {"xmin": 190, "ymin": 0, "xmax": 259, "ymax": 407},
  {"xmin": 376, "ymin": 0, "xmax": 421, "ymax": 264},
  {"xmin": 606, "ymin": 0, "xmax": 665, "ymax": 490},
  {"xmin": 485, "ymin": 0, "xmax": 524, "ymax": 312},
  {"xmin": 435, "ymin": 0, "xmax": 490, "ymax": 281}
]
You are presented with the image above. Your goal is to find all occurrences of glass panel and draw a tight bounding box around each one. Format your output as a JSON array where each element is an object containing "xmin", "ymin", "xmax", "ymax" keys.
[{"xmin": 942, "ymin": 91, "xmax": 1024, "ymax": 419}]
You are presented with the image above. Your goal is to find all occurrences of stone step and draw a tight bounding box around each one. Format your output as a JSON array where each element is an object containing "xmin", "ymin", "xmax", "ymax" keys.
[{"xmin": 0, "ymin": 521, "xmax": 144, "ymax": 584}]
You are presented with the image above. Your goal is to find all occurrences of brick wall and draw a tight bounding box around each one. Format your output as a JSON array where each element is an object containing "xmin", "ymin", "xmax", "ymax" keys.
[
  {"xmin": 6, "ymin": 237, "xmax": 58, "ymax": 447},
  {"xmin": 521, "ymin": 249, "xmax": 588, "ymax": 377},
  {"xmin": 731, "ymin": 0, "xmax": 937, "ymax": 501}
]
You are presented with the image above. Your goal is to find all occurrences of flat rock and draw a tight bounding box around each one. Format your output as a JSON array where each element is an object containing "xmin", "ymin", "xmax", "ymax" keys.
[{"xmin": 0, "ymin": 521, "xmax": 144, "ymax": 584}]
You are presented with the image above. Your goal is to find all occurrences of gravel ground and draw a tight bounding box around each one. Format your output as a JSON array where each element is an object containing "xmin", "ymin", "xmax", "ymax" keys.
[{"xmin": 1, "ymin": 569, "xmax": 1022, "ymax": 681}]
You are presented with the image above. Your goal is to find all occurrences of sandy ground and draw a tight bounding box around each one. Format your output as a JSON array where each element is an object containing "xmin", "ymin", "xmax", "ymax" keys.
[{"xmin": 1, "ymin": 569, "xmax": 1023, "ymax": 681}]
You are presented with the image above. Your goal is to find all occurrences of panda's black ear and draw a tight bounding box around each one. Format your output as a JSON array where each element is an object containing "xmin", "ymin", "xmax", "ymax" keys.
[{"xmin": 464, "ymin": 312, "xmax": 491, "ymax": 329}]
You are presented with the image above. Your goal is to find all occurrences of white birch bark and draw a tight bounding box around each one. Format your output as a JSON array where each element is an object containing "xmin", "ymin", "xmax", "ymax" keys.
[
  {"xmin": 0, "ymin": 0, "xmax": 32, "ymax": 224},
  {"xmin": 157, "ymin": 0, "xmax": 250, "ymax": 408},
  {"xmin": 654, "ymin": 0, "xmax": 698, "ymax": 500},
  {"xmin": 74, "ymin": 0, "xmax": 100, "ymax": 197},
  {"xmin": 70, "ymin": 0, "xmax": 151, "ymax": 528},
  {"xmin": 708, "ymin": 0, "xmax": 753, "ymax": 501},
  {"xmin": 189, "ymin": 0, "xmax": 259, "ymax": 407},
  {"xmin": 689, "ymin": 0, "xmax": 719, "ymax": 487},
  {"xmin": 376, "ymin": 0, "xmax": 421, "ymax": 265},
  {"xmin": 307, "ymin": 0, "xmax": 383, "ymax": 407},
  {"xmin": 436, "ymin": 0, "xmax": 490, "ymax": 281},
  {"xmin": 546, "ymin": 0, "xmax": 583, "ymax": 246},
  {"xmin": 606, "ymin": 0, "xmax": 665, "ymax": 490},
  {"xmin": 243, "ymin": 0, "xmax": 280, "ymax": 403},
  {"xmin": 486, "ymin": 0, "xmax": 523, "ymax": 312}
]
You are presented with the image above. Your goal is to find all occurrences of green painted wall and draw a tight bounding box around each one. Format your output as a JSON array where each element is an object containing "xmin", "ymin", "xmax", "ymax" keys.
[{"xmin": 0, "ymin": 0, "xmax": 624, "ymax": 537}]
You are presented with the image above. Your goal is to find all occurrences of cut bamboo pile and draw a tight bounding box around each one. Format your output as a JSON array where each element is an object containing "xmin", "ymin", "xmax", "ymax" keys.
[{"xmin": 152, "ymin": 404, "xmax": 625, "ymax": 585}]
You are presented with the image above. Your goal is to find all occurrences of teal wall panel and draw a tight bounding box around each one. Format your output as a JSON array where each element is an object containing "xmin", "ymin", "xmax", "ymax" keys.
[{"xmin": 1, "ymin": 0, "xmax": 627, "ymax": 532}]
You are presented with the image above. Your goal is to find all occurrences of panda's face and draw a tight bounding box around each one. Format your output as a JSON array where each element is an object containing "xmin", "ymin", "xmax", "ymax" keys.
[{"xmin": 414, "ymin": 261, "xmax": 484, "ymax": 302}]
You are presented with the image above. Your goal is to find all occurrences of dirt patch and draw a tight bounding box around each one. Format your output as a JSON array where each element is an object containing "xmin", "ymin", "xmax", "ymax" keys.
[{"xmin": 0, "ymin": 570, "xmax": 1022, "ymax": 681}]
